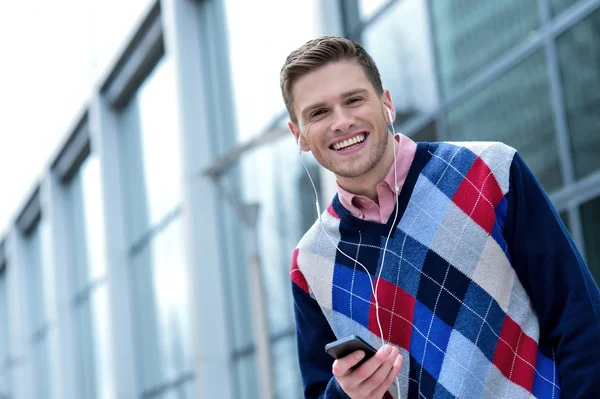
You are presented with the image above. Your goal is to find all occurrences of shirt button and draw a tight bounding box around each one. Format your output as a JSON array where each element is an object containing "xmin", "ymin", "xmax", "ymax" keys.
[{"xmin": 360, "ymin": 199, "xmax": 366, "ymax": 203}]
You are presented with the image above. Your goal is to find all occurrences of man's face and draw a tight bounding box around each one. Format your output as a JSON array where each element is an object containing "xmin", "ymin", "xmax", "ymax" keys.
[{"xmin": 289, "ymin": 60, "xmax": 393, "ymax": 179}]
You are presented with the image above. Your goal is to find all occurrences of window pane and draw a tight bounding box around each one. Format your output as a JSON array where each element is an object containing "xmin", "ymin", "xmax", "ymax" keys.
[
  {"xmin": 130, "ymin": 216, "xmax": 192, "ymax": 390},
  {"xmin": 272, "ymin": 336, "xmax": 303, "ymax": 399},
  {"xmin": 68, "ymin": 155, "xmax": 108, "ymax": 292},
  {"xmin": 549, "ymin": 0, "xmax": 580, "ymax": 17},
  {"xmin": 32, "ymin": 338, "xmax": 51, "ymax": 399},
  {"xmin": 119, "ymin": 57, "xmax": 182, "ymax": 240},
  {"xmin": 25, "ymin": 222, "xmax": 51, "ymax": 333},
  {"xmin": 580, "ymin": 196, "xmax": 600, "ymax": 286},
  {"xmin": 359, "ymin": 0, "xmax": 391, "ymax": 21},
  {"xmin": 24, "ymin": 221, "xmax": 52, "ymax": 397},
  {"xmin": 239, "ymin": 137, "xmax": 314, "ymax": 335},
  {"xmin": 234, "ymin": 354, "xmax": 259, "ymax": 399},
  {"xmin": 362, "ymin": 0, "xmax": 438, "ymax": 124},
  {"xmin": 0, "ymin": 272, "xmax": 11, "ymax": 398},
  {"xmin": 224, "ymin": 0, "xmax": 322, "ymax": 140},
  {"xmin": 410, "ymin": 120, "xmax": 437, "ymax": 143},
  {"xmin": 556, "ymin": 9, "xmax": 600, "ymax": 180},
  {"xmin": 90, "ymin": 285, "xmax": 115, "ymax": 399},
  {"xmin": 430, "ymin": 0, "xmax": 540, "ymax": 94},
  {"xmin": 447, "ymin": 51, "xmax": 563, "ymax": 193}
]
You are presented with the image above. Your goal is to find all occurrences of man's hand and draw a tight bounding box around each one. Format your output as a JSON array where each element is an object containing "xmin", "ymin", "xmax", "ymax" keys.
[{"xmin": 332, "ymin": 344, "xmax": 403, "ymax": 399}]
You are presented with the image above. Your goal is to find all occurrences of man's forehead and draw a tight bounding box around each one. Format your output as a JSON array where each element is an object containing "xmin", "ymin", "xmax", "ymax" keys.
[{"xmin": 293, "ymin": 62, "xmax": 372, "ymax": 105}]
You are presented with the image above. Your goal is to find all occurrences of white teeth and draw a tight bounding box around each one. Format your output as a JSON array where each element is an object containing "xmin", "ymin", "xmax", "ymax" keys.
[{"xmin": 333, "ymin": 134, "xmax": 366, "ymax": 150}]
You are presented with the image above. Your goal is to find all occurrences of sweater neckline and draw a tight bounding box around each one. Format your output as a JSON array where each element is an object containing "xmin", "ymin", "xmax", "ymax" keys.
[{"xmin": 330, "ymin": 142, "xmax": 432, "ymax": 236}]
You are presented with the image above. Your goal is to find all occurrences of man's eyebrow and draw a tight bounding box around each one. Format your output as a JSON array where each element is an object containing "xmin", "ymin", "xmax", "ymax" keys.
[
  {"xmin": 301, "ymin": 88, "xmax": 369, "ymax": 117},
  {"xmin": 340, "ymin": 88, "xmax": 368, "ymax": 98}
]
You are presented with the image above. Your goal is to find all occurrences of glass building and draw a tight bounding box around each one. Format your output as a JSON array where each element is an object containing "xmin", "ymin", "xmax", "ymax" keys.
[{"xmin": 0, "ymin": 0, "xmax": 598, "ymax": 398}]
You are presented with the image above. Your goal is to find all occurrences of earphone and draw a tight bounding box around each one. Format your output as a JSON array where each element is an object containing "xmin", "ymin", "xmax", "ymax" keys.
[{"xmin": 297, "ymin": 106, "xmax": 403, "ymax": 398}]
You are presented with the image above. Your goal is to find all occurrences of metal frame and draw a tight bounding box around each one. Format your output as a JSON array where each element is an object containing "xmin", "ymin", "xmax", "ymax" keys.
[
  {"xmin": 51, "ymin": 112, "xmax": 91, "ymax": 184},
  {"xmin": 100, "ymin": 1, "xmax": 164, "ymax": 110},
  {"xmin": 0, "ymin": 240, "xmax": 5, "ymax": 273},
  {"xmin": 15, "ymin": 187, "xmax": 41, "ymax": 237}
]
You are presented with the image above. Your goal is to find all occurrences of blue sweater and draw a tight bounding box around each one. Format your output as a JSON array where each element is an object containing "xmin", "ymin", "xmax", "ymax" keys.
[{"xmin": 290, "ymin": 141, "xmax": 600, "ymax": 399}]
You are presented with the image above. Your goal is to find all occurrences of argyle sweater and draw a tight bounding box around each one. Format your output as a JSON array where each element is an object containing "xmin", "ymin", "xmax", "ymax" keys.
[{"xmin": 290, "ymin": 142, "xmax": 600, "ymax": 399}]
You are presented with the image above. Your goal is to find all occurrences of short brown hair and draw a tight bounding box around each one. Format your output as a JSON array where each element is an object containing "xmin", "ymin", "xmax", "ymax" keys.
[{"xmin": 280, "ymin": 36, "xmax": 383, "ymax": 124}]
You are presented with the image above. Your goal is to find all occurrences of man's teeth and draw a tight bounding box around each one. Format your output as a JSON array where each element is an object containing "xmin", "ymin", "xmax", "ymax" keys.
[{"xmin": 333, "ymin": 134, "xmax": 366, "ymax": 150}]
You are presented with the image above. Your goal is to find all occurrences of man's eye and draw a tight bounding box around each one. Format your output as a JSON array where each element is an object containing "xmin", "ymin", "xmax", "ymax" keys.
[
  {"xmin": 347, "ymin": 97, "xmax": 362, "ymax": 105},
  {"xmin": 311, "ymin": 109, "xmax": 327, "ymax": 118}
]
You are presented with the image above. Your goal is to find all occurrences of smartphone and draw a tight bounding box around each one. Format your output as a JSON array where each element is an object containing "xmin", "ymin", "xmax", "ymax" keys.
[{"xmin": 325, "ymin": 335, "xmax": 378, "ymax": 369}]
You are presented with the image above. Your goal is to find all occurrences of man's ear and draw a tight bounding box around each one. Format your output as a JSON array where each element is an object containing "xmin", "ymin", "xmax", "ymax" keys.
[
  {"xmin": 288, "ymin": 121, "xmax": 310, "ymax": 152},
  {"xmin": 382, "ymin": 89, "xmax": 395, "ymax": 124}
]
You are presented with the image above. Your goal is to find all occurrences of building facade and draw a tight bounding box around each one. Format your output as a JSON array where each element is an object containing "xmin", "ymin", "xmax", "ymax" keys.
[{"xmin": 0, "ymin": 0, "xmax": 598, "ymax": 398}]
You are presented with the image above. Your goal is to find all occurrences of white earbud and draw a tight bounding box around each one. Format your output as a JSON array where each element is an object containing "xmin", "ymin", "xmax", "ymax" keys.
[{"xmin": 386, "ymin": 107, "xmax": 393, "ymax": 125}]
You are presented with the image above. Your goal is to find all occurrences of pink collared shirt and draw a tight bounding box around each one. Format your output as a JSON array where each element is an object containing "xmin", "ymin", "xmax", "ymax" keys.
[{"xmin": 337, "ymin": 134, "xmax": 417, "ymax": 223}]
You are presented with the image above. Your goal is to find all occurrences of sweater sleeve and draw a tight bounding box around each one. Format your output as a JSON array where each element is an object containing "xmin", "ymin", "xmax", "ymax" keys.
[
  {"xmin": 504, "ymin": 152, "xmax": 600, "ymax": 398},
  {"xmin": 291, "ymin": 271, "xmax": 350, "ymax": 399}
]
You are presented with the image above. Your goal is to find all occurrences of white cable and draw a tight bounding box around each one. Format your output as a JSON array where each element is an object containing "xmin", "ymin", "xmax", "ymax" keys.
[{"xmin": 297, "ymin": 115, "xmax": 404, "ymax": 398}]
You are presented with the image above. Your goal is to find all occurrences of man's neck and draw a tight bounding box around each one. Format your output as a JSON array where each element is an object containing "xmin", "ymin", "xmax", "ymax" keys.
[{"xmin": 336, "ymin": 134, "xmax": 396, "ymax": 202}]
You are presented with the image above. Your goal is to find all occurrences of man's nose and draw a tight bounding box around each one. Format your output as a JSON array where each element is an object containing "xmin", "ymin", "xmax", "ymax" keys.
[{"xmin": 330, "ymin": 107, "xmax": 355, "ymax": 133}]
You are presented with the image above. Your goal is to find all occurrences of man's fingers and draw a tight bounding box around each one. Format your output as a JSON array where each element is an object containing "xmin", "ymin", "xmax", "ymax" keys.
[
  {"xmin": 357, "ymin": 346, "xmax": 399, "ymax": 396},
  {"xmin": 332, "ymin": 350, "xmax": 365, "ymax": 377},
  {"xmin": 370, "ymin": 353, "xmax": 403, "ymax": 399},
  {"xmin": 353, "ymin": 344, "xmax": 394, "ymax": 382}
]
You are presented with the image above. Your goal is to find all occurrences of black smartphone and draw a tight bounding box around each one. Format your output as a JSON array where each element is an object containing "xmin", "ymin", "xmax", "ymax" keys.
[{"xmin": 325, "ymin": 335, "xmax": 378, "ymax": 369}]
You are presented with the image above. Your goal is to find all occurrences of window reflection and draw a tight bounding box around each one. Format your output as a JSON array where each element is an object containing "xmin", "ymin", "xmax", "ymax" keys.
[
  {"xmin": 362, "ymin": 0, "xmax": 438, "ymax": 125},
  {"xmin": 130, "ymin": 216, "xmax": 193, "ymax": 392},
  {"xmin": 67, "ymin": 154, "xmax": 115, "ymax": 399},
  {"xmin": 119, "ymin": 57, "xmax": 183, "ymax": 238},
  {"xmin": 550, "ymin": 0, "xmax": 580, "ymax": 17},
  {"xmin": 556, "ymin": 8, "xmax": 600, "ymax": 180},
  {"xmin": 359, "ymin": 0, "xmax": 391, "ymax": 21},
  {"xmin": 447, "ymin": 51, "xmax": 562, "ymax": 193},
  {"xmin": 430, "ymin": 0, "xmax": 540, "ymax": 95},
  {"xmin": 240, "ymin": 136, "xmax": 314, "ymax": 336},
  {"xmin": 24, "ymin": 220, "xmax": 52, "ymax": 397},
  {"xmin": 0, "ymin": 272, "xmax": 11, "ymax": 398},
  {"xmin": 272, "ymin": 336, "xmax": 303, "ymax": 399},
  {"xmin": 581, "ymin": 196, "xmax": 600, "ymax": 286},
  {"xmin": 224, "ymin": 0, "xmax": 321, "ymax": 140}
]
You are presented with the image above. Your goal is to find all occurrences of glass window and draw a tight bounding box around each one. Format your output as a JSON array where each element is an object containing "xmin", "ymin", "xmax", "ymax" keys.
[
  {"xmin": 130, "ymin": 216, "xmax": 193, "ymax": 392},
  {"xmin": 119, "ymin": 57, "xmax": 183, "ymax": 239},
  {"xmin": 234, "ymin": 354, "xmax": 260, "ymax": 399},
  {"xmin": 239, "ymin": 136, "xmax": 316, "ymax": 336},
  {"xmin": 224, "ymin": 0, "xmax": 322, "ymax": 140},
  {"xmin": 272, "ymin": 335, "xmax": 303, "ymax": 399},
  {"xmin": 430, "ymin": 0, "xmax": 540, "ymax": 95},
  {"xmin": 0, "ymin": 272, "xmax": 11, "ymax": 398},
  {"xmin": 410, "ymin": 120, "xmax": 438, "ymax": 143},
  {"xmin": 556, "ymin": 8, "xmax": 600, "ymax": 181},
  {"xmin": 359, "ymin": 0, "xmax": 391, "ymax": 21},
  {"xmin": 24, "ymin": 220, "xmax": 52, "ymax": 398},
  {"xmin": 224, "ymin": 135, "xmax": 312, "ymax": 398},
  {"xmin": 67, "ymin": 154, "xmax": 116, "ymax": 399},
  {"xmin": 447, "ymin": 51, "xmax": 563, "ymax": 193},
  {"xmin": 549, "ymin": 0, "xmax": 580, "ymax": 17},
  {"xmin": 580, "ymin": 196, "xmax": 600, "ymax": 286},
  {"xmin": 362, "ymin": 0, "xmax": 439, "ymax": 125}
]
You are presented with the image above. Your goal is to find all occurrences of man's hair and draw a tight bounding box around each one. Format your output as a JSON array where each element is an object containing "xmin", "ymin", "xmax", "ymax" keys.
[{"xmin": 280, "ymin": 36, "xmax": 383, "ymax": 124}]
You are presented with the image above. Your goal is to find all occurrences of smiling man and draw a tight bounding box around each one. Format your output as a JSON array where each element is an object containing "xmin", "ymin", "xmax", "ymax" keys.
[{"xmin": 282, "ymin": 36, "xmax": 600, "ymax": 399}]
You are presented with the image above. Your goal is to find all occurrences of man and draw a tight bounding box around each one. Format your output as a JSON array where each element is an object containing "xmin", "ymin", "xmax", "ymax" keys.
[{"xmin": 282, "ymin": 36, "xmax": 600, "ymax": 399}]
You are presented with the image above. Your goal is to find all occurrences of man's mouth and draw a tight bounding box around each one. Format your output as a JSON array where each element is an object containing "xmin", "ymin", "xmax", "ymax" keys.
[{"xmin": 330, "ymin": 133, "xmax": 368, "ymax": 151}]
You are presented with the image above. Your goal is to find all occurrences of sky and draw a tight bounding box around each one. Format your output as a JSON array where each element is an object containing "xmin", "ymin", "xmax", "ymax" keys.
[
  {"xmin": 0, "ymin": 0, "xmax": 359, "ymax": 238},
  {"xmin": 0, "ymin": 0, "xmax": 152, "ymax": 236}
]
